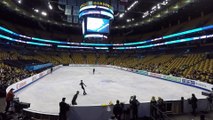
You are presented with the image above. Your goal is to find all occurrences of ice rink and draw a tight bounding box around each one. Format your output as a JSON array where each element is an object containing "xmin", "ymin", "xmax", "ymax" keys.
[{"xmin": 15, "ymin": 66, "xmax": 206, "ymax": 114}]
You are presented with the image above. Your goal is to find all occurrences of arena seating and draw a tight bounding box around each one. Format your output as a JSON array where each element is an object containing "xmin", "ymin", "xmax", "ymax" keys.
[
  {"xmin": 71, "ymin": 53, "xmax": 85, "ymax": 64},
  {"xmin": 0, "ymin": 47, "xmax": 213, "ymax": 90}
]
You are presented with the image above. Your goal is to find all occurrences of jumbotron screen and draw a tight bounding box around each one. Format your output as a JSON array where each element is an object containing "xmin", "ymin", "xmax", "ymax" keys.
[{"xmin": 86, "ymin": 17, "xmax": 109, "ymax": 34}]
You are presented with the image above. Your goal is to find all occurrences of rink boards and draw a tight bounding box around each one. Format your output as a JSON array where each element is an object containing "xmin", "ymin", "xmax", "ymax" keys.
[{"xmin": 6, "ymin": 64, "xmax": 213, "ymax": 119}]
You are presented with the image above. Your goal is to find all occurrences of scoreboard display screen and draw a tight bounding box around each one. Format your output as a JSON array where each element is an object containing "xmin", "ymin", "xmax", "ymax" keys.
[{"xmin": 86, "ymin": 17, "xmax": 109, "ymax": 34}]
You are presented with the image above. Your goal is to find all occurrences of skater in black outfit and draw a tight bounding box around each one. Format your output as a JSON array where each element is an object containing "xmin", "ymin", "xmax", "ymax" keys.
[
  {"xmin": 80, "ymin": 80, "xmax": 87, "ymax": 95},
  {"xmin": 72, "ymin": 91, "xmax": 79, "ymax": 105},
  {"xmin": 93, "ymin": 68, "xmax": 95, "ymax": 75},
  {"xmin": 50, "ymin": 67, "xmax": 53, "ymax": 73}
]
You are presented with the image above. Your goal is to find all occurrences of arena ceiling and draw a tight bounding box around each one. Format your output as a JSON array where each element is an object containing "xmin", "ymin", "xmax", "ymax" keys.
[{"xmin": 0, "ymin": 0, "xmax": 213, "ymax": 35}]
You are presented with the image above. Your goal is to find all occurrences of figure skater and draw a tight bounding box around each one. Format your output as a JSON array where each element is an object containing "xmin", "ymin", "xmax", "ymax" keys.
[
  {"xmin": 93, "ymin": 68, "xmax": 95, "ymax": 75},
  {"xmin": 80, "ymin": 80, "xmax": 87, "ymax": 95}
]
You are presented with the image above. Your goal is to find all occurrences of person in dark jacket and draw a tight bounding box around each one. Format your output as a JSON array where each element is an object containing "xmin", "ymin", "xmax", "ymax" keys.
[
  {"xmin": 113, "ymin": 100, "xmax": 122, "ymax": 120},
  {"xmin": 72, "ymin": 91, "xmax": 79, "ymax": 105},
  {"xmin": 207, "ymin": 88, "xmax": 213, "ymax": 111},
  {"xmin": 59, "ymin": 97, "xmax": 70, "ymax": 120},
  {"xmin": 190, "ymin": 94, "xmax": 198, "ymax": 116},
  {"xmin": 130, "ymin": 95, "xmax": 140, "ymax": 120},
  {"xmin": 5, "ymin": 88, "xmax": 14, "ymax": 113},
  {"xmin": 150, "ymin": 96, "xmax": 157, "ymax": 118},
  {"xmin": 157, "ymin": 97, "xmax": 165, "ymax": 120}
]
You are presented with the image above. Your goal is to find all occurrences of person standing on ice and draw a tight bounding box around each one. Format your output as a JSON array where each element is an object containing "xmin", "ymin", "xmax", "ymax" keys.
[
  {"xmin": 80, "ymin": 80, "xmax": 87, "ymax": 95},
  {"xmin": 50, "ymin": 67, "xmax": 53, "ymax": 73},
  {"xmin": 72, "ymin": 91, "xmax": 79, "ymax": 105},
  {"xmin": 93, "ymin": 68, "xmax": 95, "ymax": 75}
]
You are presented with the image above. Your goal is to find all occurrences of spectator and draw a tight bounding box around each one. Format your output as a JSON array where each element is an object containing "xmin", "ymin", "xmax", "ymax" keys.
[
  {"xmin": 113, "ymin": 100, "xmax": 122, "ymax": 120},
  {"xmin": 59, "ymin": 97, "xmax": 70, "ymax": 120},
  {"xmin": 130, "ymin": 95, "xmax": 140, "ymax": 120},
  {"xmin": 5, "ymin": 88, "xmax": 15, "ymax": 113},
  {"xmin": 189, "ymin": 94, "xmax": 198, "ymax": 116},
  {"xmin": 207, "ymin": 88, "xmax": 213, "ymax": 111},
  {"xmin": 120, "ymin": 102, "xmax": 130, "ymax": 120},
  {"xmin": 157, "ymin": 97, "xmax": 165, "ymax": 119},
  {"xmin": 150, "ymin": 96, "xmax": 157, "ymax": 118}
]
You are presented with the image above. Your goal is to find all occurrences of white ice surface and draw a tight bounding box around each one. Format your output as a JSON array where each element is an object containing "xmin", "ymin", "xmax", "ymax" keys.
[{"xmin": 15, "ymin": 66, "xmax": 206, "ymax": 114}]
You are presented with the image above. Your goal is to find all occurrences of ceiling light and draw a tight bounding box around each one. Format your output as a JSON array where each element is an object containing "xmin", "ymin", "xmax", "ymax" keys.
[
  {"xmin": 48, "ymin": 2, "xmax": 53, "ymax": 10},
  {"xmin": 41, "ymin": 11, "xmax": 47, "ymax": 16},
  {"xmin": 119, "ymin": 13, "xmax": 124, "ymax": 18},
  {"xmin": 135, "ymin": 23, "xmax": 139, "ymax": 26},
  {"xmin": 18, "ymin": 0, "xmax": 21, "ymax": 4},
  {"xmin": 157, "ymin": 4, "xmax": 161, "ymax": 9},
  {"xmin": 34, "ymin": 9, "xmax": 39, "ymax": 13},
  {"xmin": 121, "ymin": 1, "xmax": 139, "ymax": 18},
  {"xmin": 126, "ymin": 19, "xmax": 131, "ymax": 22},
  {"xmin": 49, "ymin": 5, "xmax": 53, "ymax": 10},
  {"xmin": 152, "ymin": 6, "xmax": 157, "ymax": 10}
]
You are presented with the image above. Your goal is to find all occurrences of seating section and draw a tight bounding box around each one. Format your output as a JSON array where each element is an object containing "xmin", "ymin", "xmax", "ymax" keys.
[
  {"xmin": 71, "ymin": 53, "xmax": 85, "ymax": 64},
  {"xmin": 0, "ymin": 51, "xmax": 213, "ymax": 86},
  {"xmin": 186, "ymin": 58, "xmax": 213, "ymax": 83},
  {"xmin": 86, "ymin": 54, "xmax": 96, "ymax": 64},
  {"xmin": 0, "ymin": 63, "xmax": 34, "ymax": 89}
]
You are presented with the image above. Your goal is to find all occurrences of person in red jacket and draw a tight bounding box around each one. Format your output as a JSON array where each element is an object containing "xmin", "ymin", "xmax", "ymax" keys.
[{"xmin": 5, "ymin": 88, "xmax": 15, "ymax": 113}]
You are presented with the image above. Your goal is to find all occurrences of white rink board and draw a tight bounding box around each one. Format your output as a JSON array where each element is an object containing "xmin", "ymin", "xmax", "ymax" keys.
[{"xmin": 15, "ymin": 66, "xmax": 206, "ymax": 115}]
